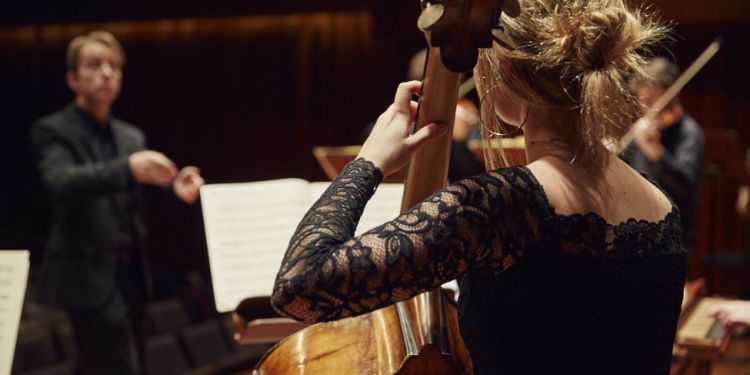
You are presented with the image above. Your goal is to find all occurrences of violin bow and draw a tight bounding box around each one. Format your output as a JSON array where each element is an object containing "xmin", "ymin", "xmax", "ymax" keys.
[{"xmin": 617, "ymin": 37, "xmax": 722, "ymax": 154}]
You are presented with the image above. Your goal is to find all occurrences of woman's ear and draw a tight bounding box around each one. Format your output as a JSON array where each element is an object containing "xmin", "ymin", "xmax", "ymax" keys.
[{"xmin": 493, "ymin": 88, "xmax": 526, "ymax": 127}]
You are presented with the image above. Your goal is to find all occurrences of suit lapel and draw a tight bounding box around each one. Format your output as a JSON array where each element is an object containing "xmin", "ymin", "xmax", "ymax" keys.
[
  {"xmin": 111, "ymin": 121, "xmax": 133, "ymax": 156},
  {"xmin": 65, "ymin": 106, "xmax": 105, "ymax": 162}
]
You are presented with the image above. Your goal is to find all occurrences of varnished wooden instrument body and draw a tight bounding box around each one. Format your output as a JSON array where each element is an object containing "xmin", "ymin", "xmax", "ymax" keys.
[{"xmin": 253, "ymin": 290, "xmax": 468, "ymax": 374}]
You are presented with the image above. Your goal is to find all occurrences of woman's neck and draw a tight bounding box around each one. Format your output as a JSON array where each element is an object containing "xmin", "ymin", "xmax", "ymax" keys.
[{"xmin": 522, "ymin": 110, "xmax": 577, "ymax": 164}]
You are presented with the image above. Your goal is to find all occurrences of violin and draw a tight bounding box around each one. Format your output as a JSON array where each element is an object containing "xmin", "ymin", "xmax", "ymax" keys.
[
  {"xmin": 635, "ymin": 83, "xmax": 684, "ymax": 132},
  {"xmin": 654, "ymin": 104, "xmax": 683, "ymax": 130}
]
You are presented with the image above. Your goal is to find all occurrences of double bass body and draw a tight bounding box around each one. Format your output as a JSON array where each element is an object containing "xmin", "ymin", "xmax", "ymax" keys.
[{"xmin": 253, "ymin": 290, "xmax": 469, "ymax": 374}]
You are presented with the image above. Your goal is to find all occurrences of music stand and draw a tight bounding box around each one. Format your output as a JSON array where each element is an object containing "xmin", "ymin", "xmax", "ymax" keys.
[
  {"xmin": 232, "ymin": 297, "xmax": 310, "ymax": 345},
  {"xmin": 313, "ymin": 146, "xmax": 407, "ymax": 183},
  {"xmin": 467, "ymin": 136, "xmax": 527, "ymax": 168}
]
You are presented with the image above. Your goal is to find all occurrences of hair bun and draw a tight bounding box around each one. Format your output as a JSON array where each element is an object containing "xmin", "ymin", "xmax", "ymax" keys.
[
  {"xmin": 574, "ymin": 8, "xmax": 639, "ymax": 71},
  {"xmin": 476, "ymin": 0, "xmax": 668, "ymax": 168}
]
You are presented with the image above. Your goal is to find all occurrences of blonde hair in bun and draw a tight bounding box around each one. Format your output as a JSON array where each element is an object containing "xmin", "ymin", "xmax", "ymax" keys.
[{"xmin": 476, "ymin": 0, "xmax": 669, "ymax": 169}]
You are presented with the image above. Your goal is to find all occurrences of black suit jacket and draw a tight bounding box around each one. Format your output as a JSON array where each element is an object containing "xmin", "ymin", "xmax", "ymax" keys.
[{"xmin": 31, "ymin": 103, "xmax": 152, "ymax": 310}]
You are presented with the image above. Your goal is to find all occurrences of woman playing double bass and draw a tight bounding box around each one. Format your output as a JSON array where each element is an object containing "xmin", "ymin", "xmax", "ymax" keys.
[{"xmin": 272, "ymin": 0, "xmax": 685, "ymax": 373}]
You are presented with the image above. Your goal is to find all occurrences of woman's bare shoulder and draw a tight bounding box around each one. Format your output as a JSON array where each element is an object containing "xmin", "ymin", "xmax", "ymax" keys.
[{"xmin": 526, "ymin": 157, "xmax": 674, "ymax": 225}]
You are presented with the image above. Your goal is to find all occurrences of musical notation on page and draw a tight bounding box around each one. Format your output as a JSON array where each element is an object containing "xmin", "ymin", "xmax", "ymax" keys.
[{"xmin": 200, "ymin": 180, "xmax": 403, "ymax": 313}]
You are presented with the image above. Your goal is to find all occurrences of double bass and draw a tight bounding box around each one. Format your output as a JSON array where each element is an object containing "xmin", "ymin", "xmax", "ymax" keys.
[{"xmin": 254, "ymin": 1, "xmax": 521, "ymax": 373}]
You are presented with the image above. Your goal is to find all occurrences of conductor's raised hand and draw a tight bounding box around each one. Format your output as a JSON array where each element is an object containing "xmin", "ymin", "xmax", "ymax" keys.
[
  {"xmin": 357, "ymin": 81, "xmax": 448, "ymax": 177},
  {"xmin": 129, "ymin": 150, "xmax": 178, "ymax": 186},
  {"xmin": 173, "ymin": 166, "xmax": 205, "ymax": 204}
]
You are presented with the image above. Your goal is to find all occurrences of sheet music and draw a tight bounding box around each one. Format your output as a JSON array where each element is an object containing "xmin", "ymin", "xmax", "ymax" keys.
[
  {"xmin": 308, "ymin": 182, "xmax": 404, "ymax": 235},
  {"xmin": 0, "ymin": 250, "xmax": 30, "ymax": 375},
  {"xmin": 201, "ymin": 180, "xmax": 310, "ymax": 313},
  {"xmin": 201, "ymin": 180, "xmax": 403, "ymax": 313},
  {"xmin": 356, "ymin": 184, "xmax": 404, "ymax": 234}
]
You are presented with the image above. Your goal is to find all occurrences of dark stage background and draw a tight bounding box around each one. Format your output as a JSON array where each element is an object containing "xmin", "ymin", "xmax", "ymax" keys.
[{"xmin": 1, "ymin": 0, "xmax": 749, "ymax": 308}]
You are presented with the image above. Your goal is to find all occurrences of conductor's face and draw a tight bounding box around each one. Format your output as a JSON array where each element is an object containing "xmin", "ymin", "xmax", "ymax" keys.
[{"xmin": 69, "ymin": 41, "xmax": 123, "ymax": 107}]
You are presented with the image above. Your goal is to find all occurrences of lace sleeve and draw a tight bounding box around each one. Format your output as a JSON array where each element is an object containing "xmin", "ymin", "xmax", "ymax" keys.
[{"xmin": 271, "ymin": 158, "xmax": 548, "ymax": 322}]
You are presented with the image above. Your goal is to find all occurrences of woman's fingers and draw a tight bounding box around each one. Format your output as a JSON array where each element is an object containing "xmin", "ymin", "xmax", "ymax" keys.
[
  {"xmin": 405, "ymin": 122, "xmax": 448, "ymax": 149},
  {"xmin": 394, "ymin": 81, "xmax": 422, "ymax": 114},
  {"xmin": 409, "ymin": 100, "xmax": 419, "ymax": 122}
]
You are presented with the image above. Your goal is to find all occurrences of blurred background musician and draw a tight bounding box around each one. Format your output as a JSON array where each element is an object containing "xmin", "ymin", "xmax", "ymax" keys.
[{"xmin": 30, "ymin": 31, "xmax": 204, "ymax": 374}]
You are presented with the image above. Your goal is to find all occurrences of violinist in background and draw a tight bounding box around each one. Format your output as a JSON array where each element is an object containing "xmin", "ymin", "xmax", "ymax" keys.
[
  {"xmin": 625, "ymin": 57, "xmax": 705, "ymax": 253},
  {"xmin": 272, "ymin": 0, "xmax": 686, "ymax": 373}
]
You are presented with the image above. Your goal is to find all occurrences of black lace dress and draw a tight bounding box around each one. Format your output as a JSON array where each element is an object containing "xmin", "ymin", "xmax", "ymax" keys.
[{"xmin": 272, "ymin": 158, "xmax": 686, "ymax": 374}]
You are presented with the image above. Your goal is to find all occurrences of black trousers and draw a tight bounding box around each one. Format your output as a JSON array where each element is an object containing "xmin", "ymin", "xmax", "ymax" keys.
[{"xmin": 69, "ymin": 265, "xmax": 146, "ymax": 375}]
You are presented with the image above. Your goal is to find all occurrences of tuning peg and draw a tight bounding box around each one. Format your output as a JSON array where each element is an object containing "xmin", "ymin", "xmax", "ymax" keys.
[{"xmin": 418, "ymin": 1, "xmax": 445, "ymax": 31}]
